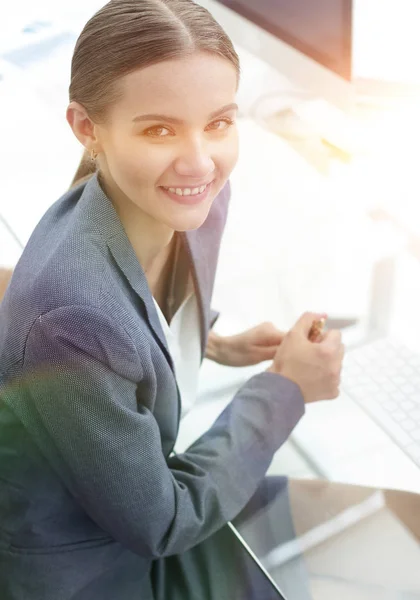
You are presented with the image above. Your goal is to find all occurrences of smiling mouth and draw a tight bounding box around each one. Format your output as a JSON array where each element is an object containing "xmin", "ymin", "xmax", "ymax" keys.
[{"xmin": 160, "ymin": 182, "xmax": 212, "ymax": 197}]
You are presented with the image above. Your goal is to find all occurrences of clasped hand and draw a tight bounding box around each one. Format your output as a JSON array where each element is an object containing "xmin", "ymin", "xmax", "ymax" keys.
[
  {"xmin": 206, "ymin": 313, "xmax": 344, "ymax": 404},
  {"xmin": 206, "ymin": 322, "xmax": 286, "ymax": 367}
]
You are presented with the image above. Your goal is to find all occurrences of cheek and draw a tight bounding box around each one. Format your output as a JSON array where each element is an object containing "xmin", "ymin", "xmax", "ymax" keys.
[{"xmin": 107, "ymin": 138, "xmax": 169, "ymax": 186}]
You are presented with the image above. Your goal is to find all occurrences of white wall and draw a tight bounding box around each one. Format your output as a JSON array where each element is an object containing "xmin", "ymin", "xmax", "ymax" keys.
[{"xmin": 353, "ymin": 0, "xmax": 420, "ymax": 84}]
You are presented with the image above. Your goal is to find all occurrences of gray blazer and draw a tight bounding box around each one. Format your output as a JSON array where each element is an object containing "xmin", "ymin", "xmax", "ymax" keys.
[{"xmin": 0, "ymin": 174, "xmax": 304, "ymax": 599}]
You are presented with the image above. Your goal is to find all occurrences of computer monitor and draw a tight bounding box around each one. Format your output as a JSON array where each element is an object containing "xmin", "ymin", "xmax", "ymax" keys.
[{"xmin": 199, "ymin": 0, "xmax": 355, "ymax": 110}]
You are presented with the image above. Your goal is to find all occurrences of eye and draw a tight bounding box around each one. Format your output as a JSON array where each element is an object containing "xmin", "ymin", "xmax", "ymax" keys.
[
  {"xmin": 206, "ymin": 118, "xmax": 235, "ymax": 132},
  {"xmin": 144, "ymin": 126, "xmax": 173, "ymax": 138}
]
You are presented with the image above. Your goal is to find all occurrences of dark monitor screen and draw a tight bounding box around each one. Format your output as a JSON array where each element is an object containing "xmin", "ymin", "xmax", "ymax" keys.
[{"xmin": 214, "ymin": 0, "xmax": 353, "ymax": 80}]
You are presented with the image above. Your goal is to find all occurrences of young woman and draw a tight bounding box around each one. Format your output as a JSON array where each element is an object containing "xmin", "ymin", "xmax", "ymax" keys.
[{"xmin": 0, "ymin": 1, "xmax": 344, "ymax": 598}]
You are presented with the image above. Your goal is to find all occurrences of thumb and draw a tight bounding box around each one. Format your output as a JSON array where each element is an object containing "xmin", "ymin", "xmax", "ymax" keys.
[{"xmin": 293, "ymin": 311, "xmax": 328, "ymax": 338}]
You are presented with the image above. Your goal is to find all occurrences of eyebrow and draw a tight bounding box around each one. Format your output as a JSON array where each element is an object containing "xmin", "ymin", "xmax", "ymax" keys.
[{"xmin": 132, "ymin": 103, "xmax": 238, "ymax": 124}]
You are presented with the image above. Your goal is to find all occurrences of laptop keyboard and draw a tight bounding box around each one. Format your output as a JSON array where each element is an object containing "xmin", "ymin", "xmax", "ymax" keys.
[{"xmin": 342, "ymin": 337, "xmax": 420, "ymax": 468}]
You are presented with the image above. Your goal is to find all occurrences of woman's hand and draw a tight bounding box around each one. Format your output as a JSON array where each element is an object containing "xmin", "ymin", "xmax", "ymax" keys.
[
  {"xmin": 266, "ymin": 312, "xmax": 344, "ymax": 403},
  {"xmin": 205, "ymin": 322, "xmax": 286, "ymax": 367}
]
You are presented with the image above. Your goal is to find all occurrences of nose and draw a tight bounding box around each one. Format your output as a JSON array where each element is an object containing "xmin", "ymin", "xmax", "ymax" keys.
[{"xmin": 173, "ymin": 135, "xmax": 215, "ymax": 179}]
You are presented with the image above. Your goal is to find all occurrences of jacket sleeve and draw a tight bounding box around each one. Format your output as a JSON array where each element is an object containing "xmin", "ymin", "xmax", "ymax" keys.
[{"xmin": 17, "ymin": 304, "xmax": 305, "ymax": 558}]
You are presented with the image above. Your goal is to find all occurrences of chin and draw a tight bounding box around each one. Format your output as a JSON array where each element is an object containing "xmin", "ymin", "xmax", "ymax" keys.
[
  {"xmin": 158, "ymin": 185, "xmax": 218, "ymax": 232},
  {"xmin": 168, "ymin": 205, "xmax": 213, "ymax": 232}
]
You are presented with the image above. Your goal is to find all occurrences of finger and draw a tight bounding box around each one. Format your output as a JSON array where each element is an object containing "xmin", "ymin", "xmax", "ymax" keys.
[
  {"xmin": 331, "ymin": 344, "xmax": 345, "ymax": 372},
  {"xmin": 320, "ymin": 329, "xmax": 342, "ymax": 348},
  {"xmin": 312, "ymin": 330, "xmax": 326, "ymax": 344}
]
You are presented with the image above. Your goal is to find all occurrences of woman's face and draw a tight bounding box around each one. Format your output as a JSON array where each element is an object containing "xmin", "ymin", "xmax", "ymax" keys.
[{"xmin": 95, "ymin": 52, "xmax": 239, "ymax": 232}]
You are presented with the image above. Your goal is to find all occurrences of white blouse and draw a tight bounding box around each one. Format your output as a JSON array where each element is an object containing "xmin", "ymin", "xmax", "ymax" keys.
[{"xmin": 152, "ymin": 284, "xmax": 202, "ymax": 418}]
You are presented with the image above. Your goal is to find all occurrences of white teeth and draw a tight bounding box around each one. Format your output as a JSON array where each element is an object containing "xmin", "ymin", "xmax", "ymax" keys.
[{"xmin": 166, "ymin": 184, "xmax": 209, "ymax": 197}]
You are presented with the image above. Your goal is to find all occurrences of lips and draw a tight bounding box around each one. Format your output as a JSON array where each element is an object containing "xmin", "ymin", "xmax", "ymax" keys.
[
  {"xmin": 160, "ymin": 181, "xmax": 214, "ymax": 206},
  {"xmin": 161, "ymin": 182, "xmax": 212, "ymax": 197}
]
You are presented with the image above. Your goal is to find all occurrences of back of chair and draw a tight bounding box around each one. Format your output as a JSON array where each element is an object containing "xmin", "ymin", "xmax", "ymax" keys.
[
  {"xmin": 0, "ymin": 268, "xmax": 13, "ymax": 303},
  {"xmin": 0, "ymin": 151, "xmax": 91, "ymax": 305}
]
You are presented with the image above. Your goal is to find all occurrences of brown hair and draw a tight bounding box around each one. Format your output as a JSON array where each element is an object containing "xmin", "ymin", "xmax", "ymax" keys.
[{"xmin": 69, "ymin": 0, "xmax": 240, "ymax": 189}]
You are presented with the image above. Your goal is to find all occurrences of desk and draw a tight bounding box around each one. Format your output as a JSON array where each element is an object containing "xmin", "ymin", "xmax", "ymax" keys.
[
  {"xmin": 177, "ymin": 362, "xmax": 420, "ymax": 598},
  {"xmin": 175, "ymin": 117, "xmax": 420, "ymax": 495},
  {"xmin": 1, "ymin": 59, "xmax": 418, "ymax": 492},
  {"xmin": 235, "ymin": 478, "xmax": 420, "ymax": 599}
]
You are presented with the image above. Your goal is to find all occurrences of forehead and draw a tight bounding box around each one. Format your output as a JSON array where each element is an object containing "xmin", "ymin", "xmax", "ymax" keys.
[{"xmin": 114, "ymin": 52, "xmax": 238, "ymax": 120}]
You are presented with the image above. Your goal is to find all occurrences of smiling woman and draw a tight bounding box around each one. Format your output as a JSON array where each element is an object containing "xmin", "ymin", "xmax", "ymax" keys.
[
  {"xmin": 64, "ymin": 0, "xmax": 242, "ymax": 330},
  {"xmin": 67, "ymin": 3, "xmax": 240, "ymax": 273},
  {"xmin": 0, "ymin": 2, "xmax": 337, "ymax": 600}
]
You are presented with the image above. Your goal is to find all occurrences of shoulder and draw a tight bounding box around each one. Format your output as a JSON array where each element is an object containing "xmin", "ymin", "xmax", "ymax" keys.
[
  {"xmin": 24, "ymin": 304, "xmax": 142, "ymax": 382},
  {"xmin": 8, "ymin": 180, "xmax": 114, "ymax": 310}
]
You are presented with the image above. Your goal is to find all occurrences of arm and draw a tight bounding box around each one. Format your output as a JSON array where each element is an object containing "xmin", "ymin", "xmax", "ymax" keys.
[
  {"xmin": 204, "ymin": 329, "xmax": 224, "ymax": 362},
  {"xmin": 205, "ymin": 309, "xmax": 223, "ymax": 362},
  {"xmin": 205, "ymin": 322, "xmax": 287, "ymax": 367},
  {"xmin": 14, "ymin": 305, "xmax": 304, "ymax": 558}
]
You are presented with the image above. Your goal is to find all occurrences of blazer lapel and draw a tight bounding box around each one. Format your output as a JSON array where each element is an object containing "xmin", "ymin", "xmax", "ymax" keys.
[
  {"xmin": 80, "ymin": 175, "xmax": 209, "ymax": 364},
  {"xmin": 106, "ymin": 232, "xmax": 174, "ymax": 362},
  {"xmin": 180, "ymin": 230, "xmax": 210, "ymax": 362}
]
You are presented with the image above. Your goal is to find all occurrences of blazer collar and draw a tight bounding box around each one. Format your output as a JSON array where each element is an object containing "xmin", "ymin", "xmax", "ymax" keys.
[{"xmin": 79, "ymin": 174, "xmax": 210, "ymax": 363}]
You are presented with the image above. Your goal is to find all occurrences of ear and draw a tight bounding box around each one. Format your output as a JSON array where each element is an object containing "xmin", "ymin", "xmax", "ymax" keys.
[{"xmin": 66, "ymin": 101, "xmax": 102, "ymax": 154}]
